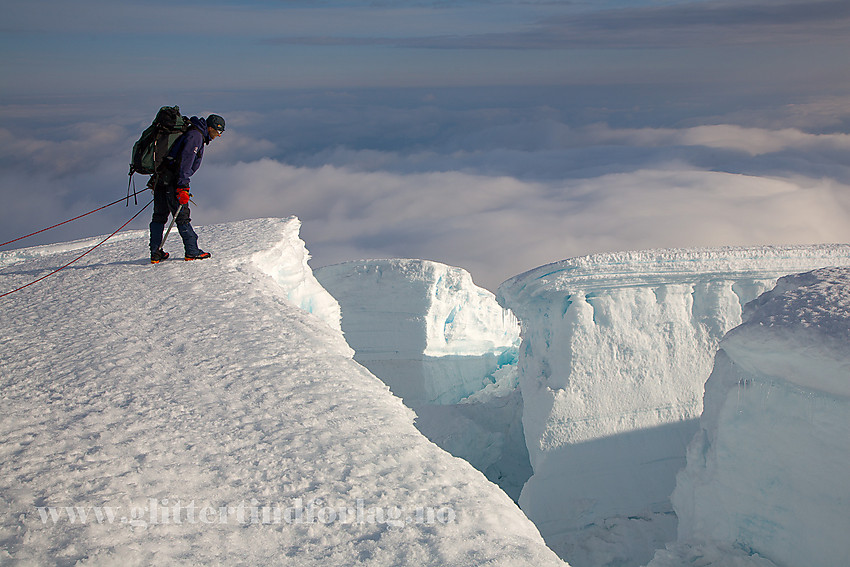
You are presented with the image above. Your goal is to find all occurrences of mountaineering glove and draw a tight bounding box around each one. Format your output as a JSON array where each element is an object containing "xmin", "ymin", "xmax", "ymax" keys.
[{"xmin": 176, "ymin": 190, "xmax": 191, "ymax": 205}]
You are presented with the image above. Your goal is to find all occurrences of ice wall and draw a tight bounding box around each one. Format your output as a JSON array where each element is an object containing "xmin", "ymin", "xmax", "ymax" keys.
[
  {"xmin": 497, "ymin": 245, "xmax": 850, "ymax": 566},
  {"xmin": 663, "ymin": 267, "xmax": 850, "ymax": 567},
  {"xmin": 251, "ymin": 217, "xmax": 342, "ymax": 332},
  {"xmin": 315, "ymin": 259, "xmax": 531, "ymax": 500},
  {"xmin": 315, "ymin": 259, "xmax": 519, "ymax": 405}
]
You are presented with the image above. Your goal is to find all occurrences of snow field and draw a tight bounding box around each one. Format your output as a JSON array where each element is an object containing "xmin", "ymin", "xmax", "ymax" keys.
[{"xmin": 0, "ymin": 218, "xmax": 564, "ymax": 566}]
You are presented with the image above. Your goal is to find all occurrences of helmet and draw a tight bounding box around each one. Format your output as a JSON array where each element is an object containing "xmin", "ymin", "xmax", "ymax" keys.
[{"xmin": 207, "ymin": 114, "xmax": 225, "ymax": 134}]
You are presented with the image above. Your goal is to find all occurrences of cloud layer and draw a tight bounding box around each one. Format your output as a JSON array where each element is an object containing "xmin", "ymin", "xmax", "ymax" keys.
[
  {"xmin": 194, "ymin": 160, "xmax": 850, "ymax": 290},
  {"xmin": 2, "ymin": 85, "xmax": 850, "ymax": 291}
]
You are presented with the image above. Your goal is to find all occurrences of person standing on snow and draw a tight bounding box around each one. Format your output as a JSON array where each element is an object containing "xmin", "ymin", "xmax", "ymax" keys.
[{"xmin": 149, "ymin": 114, "xmax": 225, "ymax": 263}]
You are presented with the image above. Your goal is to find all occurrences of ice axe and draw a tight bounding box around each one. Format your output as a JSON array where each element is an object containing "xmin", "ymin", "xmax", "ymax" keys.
[{"xmin": 158, "ymin": 203, "xmax": 183, "ymax": 253}]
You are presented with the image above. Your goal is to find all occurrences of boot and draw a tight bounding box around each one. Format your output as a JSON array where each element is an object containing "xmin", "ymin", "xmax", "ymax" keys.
[
  {"xmin": 184, "ymin": 251, "xmax": 211, "ymax": 261},
  {"xmin": 150, "ymin": 250, "xmax": 170, "ymax": 264}
]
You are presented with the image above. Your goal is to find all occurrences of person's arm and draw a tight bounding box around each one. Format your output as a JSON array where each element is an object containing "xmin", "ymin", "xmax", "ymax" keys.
[{"xmin": 175, "ymin": 130, "xmax": 204, "ymax": 188}]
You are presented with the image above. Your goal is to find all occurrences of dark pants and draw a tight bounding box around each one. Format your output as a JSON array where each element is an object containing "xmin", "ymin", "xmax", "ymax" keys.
[{"xmin": 149, "ymin": 169, "xmax": 201, "ymax": 256}]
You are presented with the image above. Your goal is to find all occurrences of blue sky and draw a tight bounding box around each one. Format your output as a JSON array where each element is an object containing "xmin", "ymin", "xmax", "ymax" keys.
[
  {"xmin": 4, "ymin": 0, "xmax": 848, "ymax": 93},
  {"xmin": 2, "ymin": 0, "xmax": 850, "ymax": 289}
]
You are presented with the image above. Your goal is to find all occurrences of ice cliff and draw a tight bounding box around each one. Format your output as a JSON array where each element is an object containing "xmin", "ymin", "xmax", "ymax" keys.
[
  {"xmin": 315, "ymin": 260, "xmax": 530, "ymax": 500},
  {"xmin": 654, "ymin": 267, "xmax": 850, "ymax": 567},
  {"xmin": 250, "ymin": 221, "xmax": 342, "ymax": 332},
  {"xmin": 496, "ymin": 245, "xmax": 850, "ymax": 566},
  {"xmin": 314, "ymin": 259, "xmax": 519, "ymax": 406},
  {"xmin": 314, "ymin": 247, "xmax": 850, "ymax": 566}
]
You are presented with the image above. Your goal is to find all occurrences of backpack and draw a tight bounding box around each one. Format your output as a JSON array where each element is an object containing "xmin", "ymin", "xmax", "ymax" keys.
[{"xmin": 129, "ymin": 106, "xmax": 190, "ymax": 177}]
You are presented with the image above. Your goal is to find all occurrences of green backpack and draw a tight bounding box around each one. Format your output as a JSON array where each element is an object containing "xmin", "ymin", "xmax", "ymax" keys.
[{"xmin": 129, "ymin": 106, "xmax": 190, "ymax": 176}]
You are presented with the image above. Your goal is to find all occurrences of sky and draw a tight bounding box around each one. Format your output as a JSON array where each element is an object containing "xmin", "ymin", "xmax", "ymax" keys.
[{"xmin": 2, "ymin": 0, "xmax": 850, "ymax": 290}]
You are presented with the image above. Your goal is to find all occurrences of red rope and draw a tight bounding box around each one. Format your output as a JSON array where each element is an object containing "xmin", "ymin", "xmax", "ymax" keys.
[
  {"xmin": 0, "ymin": 188, "xmax": 150, "ymax": 248},
  {"xmin": 0, "ymin": 198, "xmax": 154, "ymax": 300}
]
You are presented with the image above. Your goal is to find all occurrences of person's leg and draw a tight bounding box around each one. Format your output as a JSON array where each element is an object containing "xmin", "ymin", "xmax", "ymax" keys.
[
  {"xmin": 177, "ymin": 222, "xmax": 200, "ymax": 257},
  {"xmin": 149, "ymin": 178, "xmax": 170, "ymax": 254},
  {"xmin": 172, "ymin": 200, "xmax": 208, "ymax": 259}
]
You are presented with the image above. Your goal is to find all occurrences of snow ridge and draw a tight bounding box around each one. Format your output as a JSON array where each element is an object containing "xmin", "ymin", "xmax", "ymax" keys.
[{"xmin": 0, "ymin": 218, "xmax": 564, "ymax": 566}]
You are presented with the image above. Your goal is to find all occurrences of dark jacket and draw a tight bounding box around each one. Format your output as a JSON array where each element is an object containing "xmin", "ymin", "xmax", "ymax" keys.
[{"xmin": 166, "ymin": 116, "xmax": 210, "ymax": 188}]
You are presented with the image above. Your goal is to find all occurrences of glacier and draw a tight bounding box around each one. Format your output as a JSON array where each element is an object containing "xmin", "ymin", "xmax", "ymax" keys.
[
  {"xmin": 654, "ymin": 267, "xmax": 850, "ymax": 567},
  {"xmin": 312, "ymin": 245, "xmax": 850, "ymax": 566},
  {"xmin": 496, "ymin": 246, "xmax": 850, "ymax": 566},
  {"xmin": 5, "ymin": 214, "xmax": 850, "ymax": 567}
]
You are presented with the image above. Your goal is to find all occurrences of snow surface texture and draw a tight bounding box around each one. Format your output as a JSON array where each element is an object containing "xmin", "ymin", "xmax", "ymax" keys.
[
  {"xmin": 0, "ymin": 218, "xmax": 565, "ymax": 566},
  {"xmin": 316, "ymin": 260, "xmax": 530, "ymax": 501},
  {"xmin": 660, "ymin": 267, "xmax": 850, "ymax": 567},
  {"xmin": 497, "ymin": 246, "xmax": 850, "ymax": 567}
]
